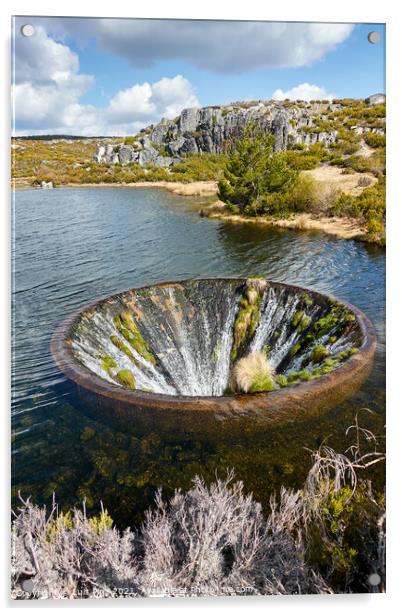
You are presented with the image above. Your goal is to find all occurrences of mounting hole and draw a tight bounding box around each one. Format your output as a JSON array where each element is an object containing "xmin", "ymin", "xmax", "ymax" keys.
[
  {"xmin": 21, "ymin": 579, "xmax": 34, "ymax": 592},
  {"xmin": 368, "ymin": 31, "xmax": 380, "ymax": 44},
  {"xmin": 368, "ymin": 573, "xmax": 381, "ymax": 586},
  {"xmin": 21, "ymin": 24, "xmax": 35, "ymax": 37}
]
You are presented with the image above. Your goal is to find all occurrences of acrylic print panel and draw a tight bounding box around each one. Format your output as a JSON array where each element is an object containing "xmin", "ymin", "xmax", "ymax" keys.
[{"xmin": 11, "ymin": 16, "xmax": 385, "ymax": 599}]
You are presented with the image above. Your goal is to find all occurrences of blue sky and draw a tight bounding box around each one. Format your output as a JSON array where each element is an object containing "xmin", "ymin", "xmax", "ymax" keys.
[{"xmin": 12, "ymin": 18, "xmax": 385, "ymax": 136}]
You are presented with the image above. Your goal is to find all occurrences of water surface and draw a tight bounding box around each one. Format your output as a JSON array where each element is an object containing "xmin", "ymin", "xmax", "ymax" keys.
[{"xmin": 12, "ymin": 187, "xmax": 385, "ymax": 527}]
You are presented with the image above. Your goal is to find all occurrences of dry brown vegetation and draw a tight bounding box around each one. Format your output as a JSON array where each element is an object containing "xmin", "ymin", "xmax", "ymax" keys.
[
  {"xmin": 11, "ymin": 414, "xmax": 385, "ymax": 599},
  {"xmin": 232, "ymin": 351, "xmax": 276, "ymax": 393}
]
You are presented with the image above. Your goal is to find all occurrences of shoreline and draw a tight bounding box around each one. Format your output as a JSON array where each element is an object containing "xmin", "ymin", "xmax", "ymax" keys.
[
  {"xmin": 201, "ymin": 202, "xmax": 369, "ymax": 242},
  {"xmin": 13, "ymin": 178, "xmax": 382, "ymax": 245},
  {"xmin": 13, "ymin": 179, "xmax": 218, "ymax": 197}
]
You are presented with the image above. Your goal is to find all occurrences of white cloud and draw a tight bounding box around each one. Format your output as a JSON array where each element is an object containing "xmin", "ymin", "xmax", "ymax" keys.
[
  {"xmin": 272, "ymin": 83, "xmax": 335, "ymax": 101},
  {"xmin": 14, "ymin": 25, "xmax": 84, "ymax": 86},
  {"xmin": 107, "ymin": 75, "xmax": 199, "ymax": 124},
  {"xmin": 12, "ymin": 19, "xmax": 348, "ymax": 135},
  {"xmin": 12, "ymin": 25, "xmax": 199, "ymax": 136},
  {"xmin": 13, "ymin": 25, "xmax": 97, "ymax": 134},
  {"xmin": 15, "ymin": 18, "xmax": 354, "ymax": 74}
]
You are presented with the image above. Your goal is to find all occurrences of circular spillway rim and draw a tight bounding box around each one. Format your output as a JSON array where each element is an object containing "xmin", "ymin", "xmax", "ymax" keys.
[{"xmin": 51, "ymin": 277, "xmax": 377, "ymax": 413}]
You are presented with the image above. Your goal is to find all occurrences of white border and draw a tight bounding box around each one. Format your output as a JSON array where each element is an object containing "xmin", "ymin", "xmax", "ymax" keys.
[{"xmin": 1, "ymin": 0, "xmax": 401, "ymax": 613}]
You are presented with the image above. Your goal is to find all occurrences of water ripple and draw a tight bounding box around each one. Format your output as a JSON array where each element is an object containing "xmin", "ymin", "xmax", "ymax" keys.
[{"xmin": 12, "ymin": 187, "xmax": 385, "ymax": 418}]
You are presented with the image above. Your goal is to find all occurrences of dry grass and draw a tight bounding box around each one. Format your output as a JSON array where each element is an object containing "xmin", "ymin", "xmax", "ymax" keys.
[
  {"xmin": 303, "ymin": 166, "xmax": 377, "ymax": 198},
  {"xmin": 273, "ymin": 214, "xmax": 365, "ymax": 239},
  {"xmin": 11, "ymin": 413, "xmax": 385, "ymax": 599},
  {"xmin": 205, "ymin": 209, "xmax": 366, "ymax": 240},
  {"xmin": 160, "ymin": 180, "xmax": 217, "ymax": 196},
  {"xmin": 232, "ymin": 351, "xmax": 275, "ymax": 393},
  {"xmin": 62, "ymin": 180, "xmax": 217, "ymax": 196}
]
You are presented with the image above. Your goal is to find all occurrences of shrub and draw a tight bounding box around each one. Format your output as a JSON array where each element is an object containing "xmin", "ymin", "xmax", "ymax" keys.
[
  {"xmin": 171, "ymin": 153, "xmax": 227, "ymax": 181},
  {"xmin": 288, "ymin": 174, "xmax": 320, "ymax": 213},
  {"xmin": 290, "ymin": 143, "xmax": 306, "ymax": 151},
  {"xmin": 11, "ymin": 417, "xmax": 385, "ymax": 598},
  {"xmin": 357, "ymin": 176, "xmax": 372, "ymax": 188},
  {"xmin": 232, "ymin": 351, "xmax": 276, "ymax": 393},
  {"xmin": 366, "ymin": 218, "xmax": 385, "ymax": 239},
  {"xmin": 286, "ymin": 152, "xmax": 321, "ymax": 171},
  {"xmin": 364, "ymin": 133, "xmax": 386, "ymax": 148},
  {"xmin": 218, "ymin": 126, "xmax": 298, "ymax": 214},
  {"xmin": 330, "ymin": 176, "xmax": 385, "ymax": 243}
]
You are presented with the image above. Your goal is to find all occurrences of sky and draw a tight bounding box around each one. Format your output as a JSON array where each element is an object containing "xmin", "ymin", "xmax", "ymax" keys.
[{"xmin": 12, "ymin": 17, "xmax": 385, "ymax": 136}]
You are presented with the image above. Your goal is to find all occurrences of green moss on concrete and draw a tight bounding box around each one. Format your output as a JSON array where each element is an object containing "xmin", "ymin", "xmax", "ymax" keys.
[
  {"xmin": 114, "ymin": 312, "xmax": 156, "ymax": 364},
  {"xmin": 110, "ymin": 335, "xmax": 136, "ymax": 361},
  {"xmin": 211, "ymin": 341, "xmax": 221, "ymax": 364},
  {"xmin": 290, "ymin": 342, "xmax": 302, "ymax": 357},
  {"xmin": 298, "ymin": 315, "xmax": 311, "ymax": 332},
  {"xmin": 276, "ymin": 374, "xmax": 288, "ymax": 387},
  {"xmin": 230, "ymin": 280, "xmax": 266, "ymax": 361},
  {"xmin": 302, "ymin": 292, "xmax": 313, "ymax": 307},
  {"xmin": 249, "ymin": 375, "xmax": 276, "ymax": 393},
  {"xmin": 115, "ymin": 369, "xmax": 136, "ymax": 389},
  {"xmin": 310, "ymin": 345, "xmax": 330, "ymax": 363},
  {"xmin": 335, "ymin": 347, "xmax": 359, "ymax": 361},
  {"xmin": 313, "ymin": 312, "xmax": 340, "ymax": 338},
  {"xmin": 262, "ymin": 344, "xmax": 271, "ymax": 356},
  {"xmin": 299, "ymin": 370, "xmax": 313, "ymax": 381},
  {"xmin": 292, "ymin": 310, "xmax": 305, "ymax": 328},
  {"xmin": 100, "ymin": 356, "xmax": 117, "ymax": 372}
]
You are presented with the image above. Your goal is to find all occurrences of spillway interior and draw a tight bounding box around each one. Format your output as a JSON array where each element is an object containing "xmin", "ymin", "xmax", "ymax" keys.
[{"xmin": 69, "ymin": 278, "xmax": 363, "ymax": 397}]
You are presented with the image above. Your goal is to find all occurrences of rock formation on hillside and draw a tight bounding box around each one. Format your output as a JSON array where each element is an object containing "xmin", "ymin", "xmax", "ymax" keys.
[{"xmin": 93, "ymin": 95, "xmax": 385, "ymax": 168}]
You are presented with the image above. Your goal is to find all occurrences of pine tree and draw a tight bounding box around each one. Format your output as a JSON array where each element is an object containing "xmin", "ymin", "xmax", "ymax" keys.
[{"xmin": 218, "ymin": 125, "xmax": 298, "ymax": 215}]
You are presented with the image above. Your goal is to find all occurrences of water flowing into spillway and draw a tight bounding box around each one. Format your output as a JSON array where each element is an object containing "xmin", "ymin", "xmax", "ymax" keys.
[{"xmin": 68, "ymin": 278, "xmax": 364, "ymax": 397}]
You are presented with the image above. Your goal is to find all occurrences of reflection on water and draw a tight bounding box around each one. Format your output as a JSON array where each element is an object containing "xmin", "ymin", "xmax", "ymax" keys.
[{"xmin": 12, "ymin": 187, "xmax": 385, "ymax": 527}]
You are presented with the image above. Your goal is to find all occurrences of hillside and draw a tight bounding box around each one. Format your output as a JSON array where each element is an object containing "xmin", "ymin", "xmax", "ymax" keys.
[
  {"xmin": 11, "ymin": 95, "xmax": 385, "ymax": 245},
  {"xmin": 92, "ymin": 94, "xmax": 385, "ymax": 169}
]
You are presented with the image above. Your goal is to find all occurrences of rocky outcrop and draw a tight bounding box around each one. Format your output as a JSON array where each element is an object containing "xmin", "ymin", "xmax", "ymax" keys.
[
  {"xmin": 364, "ymin": 93, "xmax": 385, "ymax": 106},
  {"xmin": 94, "ymin": 102, "xmax": 295, "ymax": 167},
  {"xmin": 271, "ymin": 109, "xmax": 288, "ymax": 151},
  {"xmin": 93, "ymin": 95, "xmax": 385, "ymax": 168}
]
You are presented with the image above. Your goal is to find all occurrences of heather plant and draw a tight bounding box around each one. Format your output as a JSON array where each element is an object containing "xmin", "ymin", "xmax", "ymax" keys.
[{"xmin": 11, "ymin": 413, "xmax": 385, "ymax": 599}]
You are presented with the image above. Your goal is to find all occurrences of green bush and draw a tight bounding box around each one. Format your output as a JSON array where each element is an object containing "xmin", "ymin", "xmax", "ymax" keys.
[
  {"xmin": 287, "ymin": 174, "xmax": 320, "ymax": 213},
  {"xmin": 331, "ymin": 176, "xmax": 385, "ymax": 243},
  {"xmin": 364, "ymin": 133, "xmax": 386, "ymax": 148},
  {"xmin": 286, "ymin": 151, "xmax": 321, "ymax": 171},
  {"xmin": 329, "ymin": 157, "xmax": 345, "ymax": 167},
  {"xmin": 218, "ymin": 126, "xmax": 298, "ymax": 215},
  {"xmin": 171, "ymin": 153, "xmax": 227, "ymax": 181},
  {"xmin": 123, "ymin": 136, "xmax": 137, "ymax": 146}
]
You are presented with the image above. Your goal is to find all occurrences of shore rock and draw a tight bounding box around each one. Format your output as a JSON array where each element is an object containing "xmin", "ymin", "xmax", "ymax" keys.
[{"xmin": 40, "ymin": 181, "xmax": 53, "ymax": 189}]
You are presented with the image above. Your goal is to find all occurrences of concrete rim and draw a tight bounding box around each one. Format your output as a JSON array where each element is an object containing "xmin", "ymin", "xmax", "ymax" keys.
[{"xmin": 51, "ymin": 277, "xmax": 377, "ymax": 415}]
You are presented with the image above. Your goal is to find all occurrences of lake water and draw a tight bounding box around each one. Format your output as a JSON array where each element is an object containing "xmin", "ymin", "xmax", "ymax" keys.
[{"xmin": 12, "ymin": 187, "xmax": 385, "ymax": 528}]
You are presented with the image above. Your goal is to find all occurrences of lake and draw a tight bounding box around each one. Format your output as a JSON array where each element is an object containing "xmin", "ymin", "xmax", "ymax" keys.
[{"xmin": 12, "ymin": 187, "xmax": 385, "ymax": 528}]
